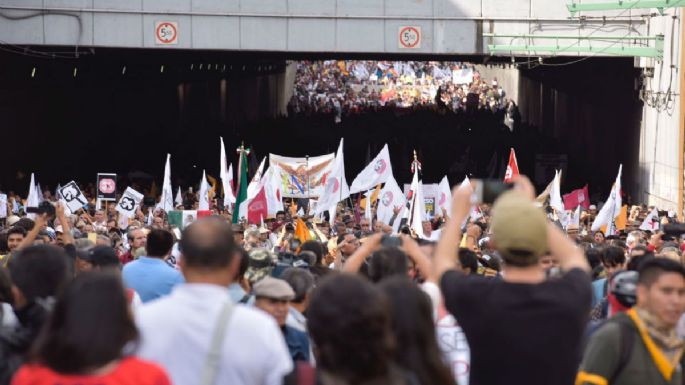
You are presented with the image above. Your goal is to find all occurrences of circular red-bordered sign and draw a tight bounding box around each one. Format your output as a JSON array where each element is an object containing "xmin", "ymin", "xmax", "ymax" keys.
[
  {"xmin": 399, "ymin": 26, "xmax": 421, "ymax": 48},
  {"xmin": 156, "ymin": 22, "xmax": 178, "ymax": 44}
]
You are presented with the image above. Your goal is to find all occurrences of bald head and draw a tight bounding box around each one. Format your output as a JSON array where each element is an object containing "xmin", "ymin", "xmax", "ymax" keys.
[{"xmin": 179, "ymin": 217, "xmax": 236, "ymax": 269}]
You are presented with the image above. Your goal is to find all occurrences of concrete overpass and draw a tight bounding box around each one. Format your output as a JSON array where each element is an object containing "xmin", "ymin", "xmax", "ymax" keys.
[
  {"xmin": 0, "ymin": 0, "xmax": 683, "ymax": 215},
  {"xmin": 0, "ymin": 0, "xmax": 652, "ymax": 54}
]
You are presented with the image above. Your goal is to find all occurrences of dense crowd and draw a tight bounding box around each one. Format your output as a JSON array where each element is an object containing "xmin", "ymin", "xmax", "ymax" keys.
[
  {"xmin": 288, "ymin": 61, "xmax": 518, "ymax": 124},
  {"xmin": 0, "ymin": 175, "xmax": 684, "ymax": 385}
]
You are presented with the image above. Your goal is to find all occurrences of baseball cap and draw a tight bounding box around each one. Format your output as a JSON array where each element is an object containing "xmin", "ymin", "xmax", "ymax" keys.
[
  {"xmin": 491, "ymin": 191, "xmax": 548, "ymax": 263},
  {"xmin": 245, "ymin": 248, "xmax": 275, "ymax": 284},
  {"xmin": 253, "ymin": 276, "xmax": 295, "ymax": 301}
]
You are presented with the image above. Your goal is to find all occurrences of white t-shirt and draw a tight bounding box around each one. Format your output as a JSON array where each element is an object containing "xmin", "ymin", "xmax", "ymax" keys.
[{"xmin": 136, "ymin": 283, "xmax": 293, "ymax": 385}]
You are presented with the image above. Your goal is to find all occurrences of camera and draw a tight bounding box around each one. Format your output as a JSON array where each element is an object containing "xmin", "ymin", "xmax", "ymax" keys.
[
  {"xmin": 26, "ymin": 201, "xmax": 56, "ymax": 217},
  {"xmin": 662, "ymin": 224, "xmax": 685, "ymax": 241}
]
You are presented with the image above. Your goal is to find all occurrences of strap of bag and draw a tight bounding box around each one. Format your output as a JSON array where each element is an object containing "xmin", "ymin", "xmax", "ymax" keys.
[{"xmin": 199, "ymin": 301, "xmax": 235, "ymax": 385}]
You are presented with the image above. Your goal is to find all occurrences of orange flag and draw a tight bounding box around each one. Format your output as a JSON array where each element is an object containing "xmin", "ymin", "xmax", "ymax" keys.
[{"xmin": 295, "ymin": 218, "xmax": 311, "ymax": 243}]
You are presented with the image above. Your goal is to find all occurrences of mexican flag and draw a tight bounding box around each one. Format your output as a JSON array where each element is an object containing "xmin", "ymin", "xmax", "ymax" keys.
[
  {"xmin": 233, "ymin": 148, "xmax": 249, "ymax": 224},
  {"xmin": 168, "ymin": 210, "xmax": 211, "ymax": 229}
]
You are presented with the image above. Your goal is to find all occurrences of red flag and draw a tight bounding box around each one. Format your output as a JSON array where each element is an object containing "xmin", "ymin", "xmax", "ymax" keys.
[
  {"xmin": 503, "ymin": 148, "xmax": 520, "ymax": 183},
  {"xmin": 563, "ymin": 185, "xmax": 590, "ymax": 210},
  {"xmin": 247, "ymin": 186, "xmax": 268, "ymax": 225}
]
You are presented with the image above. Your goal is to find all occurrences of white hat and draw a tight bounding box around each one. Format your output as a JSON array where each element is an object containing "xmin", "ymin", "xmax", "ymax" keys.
[{"xmin": 7, "ymin": 215, "xmax": 20, "ymax": 226}]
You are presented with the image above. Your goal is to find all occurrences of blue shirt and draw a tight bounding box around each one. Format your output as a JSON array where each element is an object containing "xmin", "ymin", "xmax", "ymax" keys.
[
  {"xmin": 592, "ymin": 278, "xmax": 607, "ymax": 307},
  {"xmin": 228, "ymin": 282, "xmax": 254, "ymax": 305},
  {"xmin": 122, "ymin": 256, "xmax": 184, "ymax": 303}
]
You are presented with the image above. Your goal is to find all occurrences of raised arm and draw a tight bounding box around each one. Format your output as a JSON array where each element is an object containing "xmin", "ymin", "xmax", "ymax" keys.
[
  {"xmin": 17, "ymin": 213, "xmax": 48, "ymax": 250},
  {"xmin": 548, "ymin": 223, "xmax": 590, "ymax": 272},
  {"xmin": 342, "ymin": 233, "xmax": 382, "ymax": 273},
  {"xmin": 56, "ymin": 202, "xmax": 73, "ymax": 246},
  {"xmin": 400, "ymin": 234, "xmax": 435, "ymax": 282},
  {"xmin": 434, "ymin": 185, "xmax": 472, "ymax": 280}
]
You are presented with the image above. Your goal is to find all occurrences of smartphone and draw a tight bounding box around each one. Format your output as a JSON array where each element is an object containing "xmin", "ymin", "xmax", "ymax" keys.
[{"xmin": 471, "ymin": 179, "xmax": 514, "ymax": 204}]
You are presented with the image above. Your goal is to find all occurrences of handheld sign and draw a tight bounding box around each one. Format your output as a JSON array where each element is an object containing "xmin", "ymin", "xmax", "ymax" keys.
[
  {"xmin": 97, "ymin": 173, "xmax": 117, "ymax": 201},
  {"xmin": 59, "ymin": 182, "xmax": 88, "ymax": 212},
  {"xmin": 116, "ymin": 187, "xmax": 144, "ymax": 217}
]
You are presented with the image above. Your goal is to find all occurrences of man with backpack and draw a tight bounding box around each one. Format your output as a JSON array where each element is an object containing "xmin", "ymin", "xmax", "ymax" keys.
[{"xmin": 577, "ymin": 258, "xmax": 685, "ymax": 385}]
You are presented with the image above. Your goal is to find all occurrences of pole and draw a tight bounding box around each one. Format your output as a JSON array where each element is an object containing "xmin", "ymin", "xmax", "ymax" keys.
[
  {"xmin": 305, "ymin": 155, "xmax": 310, "ymax": 214},
  {"xmin": 679, "ymin": 20, "xmax": 685, "ymax": 221}
]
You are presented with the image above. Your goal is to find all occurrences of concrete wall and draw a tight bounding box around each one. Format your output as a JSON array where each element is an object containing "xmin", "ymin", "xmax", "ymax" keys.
[
  {"xmin": 0, "ymin": 0, "xmax": 647, "ymax": 55},
  {"xmin": 638, "ymin": 10, "xmax": 683, "ymax": 212}
]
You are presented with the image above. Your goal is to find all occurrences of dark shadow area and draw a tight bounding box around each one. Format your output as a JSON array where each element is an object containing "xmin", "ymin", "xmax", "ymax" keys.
[{"xmin": 0, "ymin": 48, "xmax": 642, "ymax": 203}]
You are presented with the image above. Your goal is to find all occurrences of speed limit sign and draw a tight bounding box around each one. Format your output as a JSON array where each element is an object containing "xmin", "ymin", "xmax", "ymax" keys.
[
  {"xmin": 399, "ymin": 26, "xmax": 421, "ymax": 49},
  {"xmin": 155, "ymin": 21, "xmax": 178, "ymax": 45}
]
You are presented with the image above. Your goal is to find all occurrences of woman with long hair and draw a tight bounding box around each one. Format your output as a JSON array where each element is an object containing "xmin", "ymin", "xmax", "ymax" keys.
[
  {"xmin": 378, "ymin": 276, "xmax": 457, "ymax": 385},
  {"xmin": 11, "ymin": 271, "xmax": 170, "ymax": 385}
]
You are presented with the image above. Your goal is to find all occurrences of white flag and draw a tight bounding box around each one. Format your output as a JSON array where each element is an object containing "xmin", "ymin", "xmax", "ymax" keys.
[
  {"xmin": 592, "ymin": 164, "xmax": 623, "ymax": 234},
  {"xmin": 263, "ymin": 166, "xmax": 284, "ymax": 216},
  {"xmin": 640, "ymin": 207, "xmax": 660, "ymax": 231},
  {"xmin": 26, "ymin": 173, "xmax": 39, "ymax": 219},
  {"xmin": 350, "ymin": 144, "xmax": 393, "ymax": 194},
  {"xmin": 247, "ymin": 157, "xmax": 266, "ymax": 200},
  {"xmin": 35, "ymin": 182, "xmax": 44, "ymax": 204},
  {"xmin": 220, "ymin": 137, "xmax": 236, "ymax": 206},
  {"xmin": 377, "ymin": 174, "xmax": 406, "ymax": 227},
  {"xmin": 158, "ymin": 154, "xmax": 174, "ymax": 212},
  {"xmin": 315, "ymin": 139, "xmax": 350, "ymax": 215},
  {"xmin": 408, "ymin": 169, "xmax": 426, "ymax": 238},
  {"xmin": 199, "ymin": 170, "xmax": 210, "ymax": 211},
  {"xmin": 436, "ymin": 176, "xmax": 451, "ymax": 216},
  {"xmin": 175, "ymin": 186, "xmax": 183, "ymax": 207},
  {"xmin": 550, "ymin": 170, "xmax": 565, "ymax": 214},
  {"xmin": 116, "ymin": 187, "xmax": 144, "ymax": 217}
]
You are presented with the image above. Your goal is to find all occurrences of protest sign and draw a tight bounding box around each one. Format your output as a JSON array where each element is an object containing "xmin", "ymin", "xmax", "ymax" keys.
[
  {"xmin": 0, "ymin": 194, "xmax": 7, "ymax": 218},
  {"xmin": 116, "ymin": 187, "xmax": 144, "ymax": 217},
  {"xmin": 96, "ymin": 173, "xmax": 117, "ymax": 201},
  {"xmin": 59, "ymin": 181, "xmax": 88, "ymax": 212}
]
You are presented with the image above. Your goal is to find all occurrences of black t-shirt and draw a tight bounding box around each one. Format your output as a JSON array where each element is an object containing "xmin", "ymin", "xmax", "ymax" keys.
[{"xmin": 440, "ymin": 268, "xmax": 592, "ymax": 385}]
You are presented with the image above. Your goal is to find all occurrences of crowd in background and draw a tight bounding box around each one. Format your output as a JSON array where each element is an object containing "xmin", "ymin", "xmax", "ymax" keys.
[
  {"xmin": 0, "ymin": 175, "xmax": 684, "ymax": 385},
  {"xmin": 288, "ymin": 61, "xmax": 518, "ymax": 125}
]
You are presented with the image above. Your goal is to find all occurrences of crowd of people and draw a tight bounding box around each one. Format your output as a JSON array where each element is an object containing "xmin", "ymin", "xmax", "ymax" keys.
[
  {"xmin": 288, "ymin": 61, "xmax": 518, "ymax": 125},
  {"xmin": 0, "ymin": 174, "xmax": 684, "ymax": 385}
]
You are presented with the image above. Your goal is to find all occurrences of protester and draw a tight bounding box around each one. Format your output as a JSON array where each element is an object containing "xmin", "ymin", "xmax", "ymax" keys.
[
  {"xmin": 378, "ymin": 276, "xmax": 457, "ymax": 385},
  {"xmin": 135, "ymin": 217, "xmax": 292, "ymax": 385},
  {"xmin": 119, "ymin": 228, "xmax": 146, "ymax": 265},
  {"xmin": 0, "ymin": 245, "xmax": 70, "ymax": 384},
  {"xmin": 434, "ymin": 176, "xmax": 592, "ymax": 385},
  {"xmin": 10, "ymin": 272, "xmax": 171, "ymax": 385},
  {"xmin": 254, "ymin": 276, "xmax": 310, "ymax": 363},
  {"xmin": 122, "ymin": 229, "xmax": 183, "ymax": 303},
  {"xmin": 592, "ymin": 246, "xmax": 627, "ymax": 307},
  {"xmin": 286, "ymin": 273, "xmax": 416, "ymax": 385},
  {"xmin": 228, "ymin": 247, "xmax": 254, "ymax": 304},
  {"xmin": 578, "ymin": 258, "xmax": 685, "ymax": 385},
  {"xmin": 280, "ymin": 268, "xmax": 315, "ymax": 332}
]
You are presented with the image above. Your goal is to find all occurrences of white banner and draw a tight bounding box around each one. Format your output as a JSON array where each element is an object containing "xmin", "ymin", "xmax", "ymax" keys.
[
  {"xmin": 452, "ymin": 68, "xmax": 474, "ymax": 85},
  {"xmin": 59, "ymin": 181, "xmax": 88, "ymax": 213},
  {"xmin": 270, "ymin": 153, "xmax": 335, "ymax": 198},
  {"xmin": 116, "ymin": 187, "xmax": 144, "ymax": 217}
]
